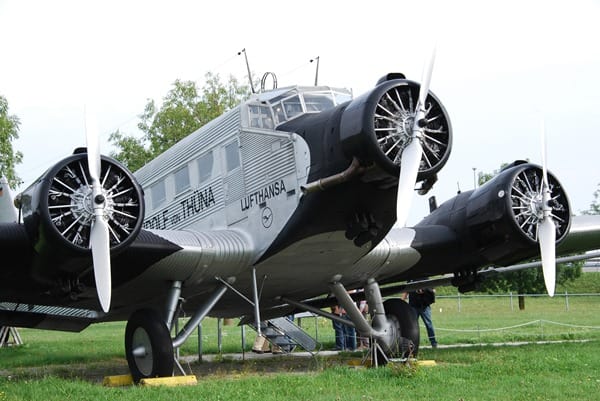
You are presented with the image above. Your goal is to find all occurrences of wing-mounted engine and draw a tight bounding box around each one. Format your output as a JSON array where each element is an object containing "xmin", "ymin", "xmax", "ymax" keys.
[
  {"xmin": 339, "ymin": 76, "xmax": 452, "ymax": 185},
  {"xmin": 17, "ymin": 150, "xmax": 144, "ymax": 278},
  {"xmin": 464, "ymin": 161, "xmax": 571, "ymax": 266}
]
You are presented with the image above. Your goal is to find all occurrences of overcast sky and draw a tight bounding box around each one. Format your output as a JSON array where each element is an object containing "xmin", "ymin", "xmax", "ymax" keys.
[{"xmin": 1, "ymin": 0, "xmax": 599, "ymax": 225}]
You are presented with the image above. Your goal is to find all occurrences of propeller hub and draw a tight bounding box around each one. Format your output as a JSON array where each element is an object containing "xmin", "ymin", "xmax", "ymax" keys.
[
  {"xmin": 387, "ymin": 113, "xmax": 416, "ymax": 164},
  {"xmin": 94, "ymin": 194, "xmax": 105, "ymax": 205},
  {"xmin": 529, "ymin": 194, "xmax": 545, "ymax": 221}
]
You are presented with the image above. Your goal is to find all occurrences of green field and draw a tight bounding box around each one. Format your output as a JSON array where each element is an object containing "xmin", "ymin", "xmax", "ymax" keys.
[{"xmin": 1, "ymin": 273, "xmax": 599, "ymax": 400}]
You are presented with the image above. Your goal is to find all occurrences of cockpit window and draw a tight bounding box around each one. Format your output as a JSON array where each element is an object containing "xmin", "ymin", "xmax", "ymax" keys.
[
  {"xmin": 248, "ymin": 104, "xmax": 274, "ymax": 129},
  {"xmin": 334, "ymin": 92, "xmax": 352, "ymax": 105},
  {"xmin": 282, "ymin": 95, "xmax": 302, "ymax": 119},
  {"xmin": 247, "ymin": 87, "xmax": 352, "ymax": 127},
  {"xmin": 303, "ymin": 93, "xmax": 335, "ymax": 111}
]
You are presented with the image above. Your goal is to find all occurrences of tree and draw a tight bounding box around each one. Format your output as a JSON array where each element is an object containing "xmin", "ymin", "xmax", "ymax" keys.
[
  {"xmin": 582, "ymin": 184, "xmax": 600, "ymax": 215},
  {"xmin": 110, "ymin": 72, "xmax": 250, "ymax": 171},
  {"xmin": 476, "ymin": 163, "xmax": 582, "ymax": 309},
  {"xmin": 0, "ymin": 95, "xmax": 23, "ymax": 188}
]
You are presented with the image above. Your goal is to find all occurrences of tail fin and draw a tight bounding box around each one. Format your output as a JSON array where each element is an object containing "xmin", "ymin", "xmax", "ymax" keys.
[{"xmin": 0, "ymin": 177, "xmax": 18, "ymax": 223}]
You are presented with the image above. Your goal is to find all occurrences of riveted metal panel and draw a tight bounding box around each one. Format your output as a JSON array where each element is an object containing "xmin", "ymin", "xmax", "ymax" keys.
[
  {"xmin": 143, "ymin": 229, "xmax": 255, "ymax": 282},
  {"xmin": 224, "ymin": 169, "xmax": 245, "ymax": 203},
  {"xmin": 135, "ymin": 108, "xmax": 241, "ymax": 186},
  {"xmin": 240, "ymin": 131, "xmax": 296, "ymax": 193}
]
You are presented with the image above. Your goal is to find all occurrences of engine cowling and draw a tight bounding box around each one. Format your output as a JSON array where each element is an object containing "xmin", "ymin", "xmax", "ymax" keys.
[
  {"xmin": 465, "ymin": 161, "xmax": 571, "ymax": 266},
  {"xmin": 339, "ymin": 77, "xmax": 452, "ymax": 181},
  {"xmin": 18, "ymin": 150, "xmax": 144, "ymax": 268}
]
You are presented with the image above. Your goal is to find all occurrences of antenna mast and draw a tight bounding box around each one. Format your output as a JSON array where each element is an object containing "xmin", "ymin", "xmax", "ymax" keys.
[
  {"xmin": 238, "ymin": 48, "xmax": 255, "ymax": 94},
  {"xmin": 310, "ymin": 56, "xmax": 320, "ymax": 86}
]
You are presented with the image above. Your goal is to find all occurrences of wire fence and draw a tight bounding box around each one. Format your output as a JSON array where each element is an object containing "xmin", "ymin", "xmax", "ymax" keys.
[
  {"xmin": 437, "ymin": 292, "xmax": 600, "ymax": 312},
  {"xmin": 178, "ymin": 292, "xmax": 600, "ymax": 356}
]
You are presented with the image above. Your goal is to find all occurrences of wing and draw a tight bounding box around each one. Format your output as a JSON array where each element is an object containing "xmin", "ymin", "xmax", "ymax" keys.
[
  {"xmin": 353, "ymin": 215, "xmax": 600, "ymax": 296},
  {"xmin": 0, "ymin": 225, "xmax": 255, "ymax": 331}
]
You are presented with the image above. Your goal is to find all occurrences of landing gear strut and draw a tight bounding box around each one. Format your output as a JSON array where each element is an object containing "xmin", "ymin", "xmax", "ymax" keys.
[{"xmin": 330, "ymin": 278, "xmax": 419, "ymax": 365}]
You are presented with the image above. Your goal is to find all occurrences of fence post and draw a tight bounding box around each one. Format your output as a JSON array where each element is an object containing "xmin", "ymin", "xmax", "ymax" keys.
[
  {"xmin": 458, "ymin": 292, "xmax": 461, "ymax": 312},
  {"xmin": 217, "ymin": 318, "xmax": 223, "ymax": 354},
  {"xmin": 241, "ymin": 324, "xmax": 246, "ymax": 360},
  {"xmin": 510, "ymin": 292, "xmax": 514, "ymax": 311},
  {"xmin": 565, "ymin": 290, "xmax": 569, "ymax": 312},
  {"xmin": 197, "ymin": 323, "xmax": 203, "ymax": 362}
]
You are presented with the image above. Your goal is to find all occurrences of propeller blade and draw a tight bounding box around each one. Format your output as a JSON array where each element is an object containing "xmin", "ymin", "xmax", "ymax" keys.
[
  {"xmin": 85, "ymin": 108, "xmax": 101, "ymax": 182},
  {"xmin": 84, "ymin": 106, "xmax": 112, "ymax": 312},
  {"xmin": 540, "ymin": 119, "xmax": 549, "ymax": 188},
  {"xmin": 539, "ymin": 217, "xmax": 556, "ymax": 297},
  {"xmin": 396, "ymin": 139, "xmax": 423, "ymax": 226},
  {"xmin": 91, "ymin": 215, "xmax": 111, "ymax": 311},
  {"xmin": 538, "ymin": 117, "xmax": 556, "ymax": 297},
  {"xmin": 417, "ymin": 47, "xmax": 436, "ymax": 110},
  {"xmin": 395, "ymin": 47, "xmax": 436, "ymax": 227}
]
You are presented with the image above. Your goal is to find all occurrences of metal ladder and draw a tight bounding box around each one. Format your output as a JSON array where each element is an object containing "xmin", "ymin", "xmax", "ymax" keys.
[
  {"xmin": 251, "ymin": 317, "xmax": 319, "ymax": 353},
  {"xmin": 0, "ymin": 326, "xmax": 23, "ymax": 347}
]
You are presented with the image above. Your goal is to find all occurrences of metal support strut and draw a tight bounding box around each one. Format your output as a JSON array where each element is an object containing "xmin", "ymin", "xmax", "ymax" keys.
[
  {"xmin": 364, "ymin": 278, "xmax": 387, "ymax": 332},
  {"xmin": 330, "ymin": 282, "xmax": 380, "ymax": 337},
  {"xmin": 164, "ymin": 281, "xmax": 182, "ymax": 330},
  {"xmin": 251, "ymin": 267, "xmax": 262, "ymax": 337},
  {"xmin": 172, "ymin": 282, "xmax": 229, "ymax": 349}
]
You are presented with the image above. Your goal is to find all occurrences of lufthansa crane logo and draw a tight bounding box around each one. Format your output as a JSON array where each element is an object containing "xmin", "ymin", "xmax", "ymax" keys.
[{"xmin": 261, "ymin": 207, "xmax": 273, "ymax": 228}]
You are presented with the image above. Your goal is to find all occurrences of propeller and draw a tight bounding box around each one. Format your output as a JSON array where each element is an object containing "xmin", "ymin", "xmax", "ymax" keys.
[
  {"xmin": 395, "ymin": 48, "xmax": 436, "ymax": 226},
  {"xmin": 85, "ymin": 108, "xmax": 112, "ymax": 312},
  {"xmin": 538, "ymin": 120, "xmax": 556, "ymax": 297}
]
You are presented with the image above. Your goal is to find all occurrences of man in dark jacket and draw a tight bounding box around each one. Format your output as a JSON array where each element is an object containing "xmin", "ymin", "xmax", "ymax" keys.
[{"xmin": 403, "ymin": 287, "xmax": 438, "ymax": 348}]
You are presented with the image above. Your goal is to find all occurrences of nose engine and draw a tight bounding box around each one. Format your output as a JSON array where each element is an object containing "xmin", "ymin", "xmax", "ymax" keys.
[
  {"xmin": 18, "ymin": 150, "xmax": 144, "ymax": 278},
  {"xmin": 340, "ymin": 77, "xmax": 452, "ymax": 184}
]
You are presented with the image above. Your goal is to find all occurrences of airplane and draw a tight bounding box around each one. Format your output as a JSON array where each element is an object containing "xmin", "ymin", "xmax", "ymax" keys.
[{"xmin": 1, "ymin": 60, "xmax": 600, "ymax": 382}]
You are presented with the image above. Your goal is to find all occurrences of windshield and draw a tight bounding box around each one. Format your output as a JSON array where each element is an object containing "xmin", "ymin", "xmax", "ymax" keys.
[{"xmin": 245, "ymin": 87, "xmax": 352, "ymax": 129}]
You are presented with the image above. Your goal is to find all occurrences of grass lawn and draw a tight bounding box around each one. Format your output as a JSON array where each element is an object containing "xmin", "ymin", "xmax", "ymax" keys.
[
  {"xmin": 1, "ymin": 341, "xmax": 599, "ymax": 400},
  {"xmin": 1, "ymin": 273, "xmax": 599, "ymax": 400}
]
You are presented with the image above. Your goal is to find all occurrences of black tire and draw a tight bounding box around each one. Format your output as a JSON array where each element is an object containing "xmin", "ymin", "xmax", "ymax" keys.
[
  {"xmin": 383, "ymin": 298, "xmax": 420, "ymax": 357},
  {"xmin": 125, "ymin": 308, "xmax": 174, "ymax": 383}
]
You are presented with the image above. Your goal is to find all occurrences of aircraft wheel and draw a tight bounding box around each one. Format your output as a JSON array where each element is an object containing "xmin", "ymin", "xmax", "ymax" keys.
[
  {"xmin": 125, "ymin": 308, "xmax": 174, "ymax": 383},
  {"xmin": 383, "ymin": 298, "xmax": 420, "ymax": 357}
]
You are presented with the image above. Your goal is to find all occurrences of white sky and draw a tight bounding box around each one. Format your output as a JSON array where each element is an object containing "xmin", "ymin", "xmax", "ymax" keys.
[{"xmin": 1, "ymin": 0, "xmax": 599, "ymax": 225}]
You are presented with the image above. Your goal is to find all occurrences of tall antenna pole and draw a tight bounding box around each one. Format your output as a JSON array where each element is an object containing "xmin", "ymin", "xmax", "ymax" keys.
[
  {"xmin": 238, "ymin": 48, "xmax": 255, "ymax": 94},
  {"xmin": 310, "ymin": 56, "xmax": 320, "ymax": 86}
]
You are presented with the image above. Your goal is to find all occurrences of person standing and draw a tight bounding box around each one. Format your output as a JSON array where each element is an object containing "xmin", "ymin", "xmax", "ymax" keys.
[
  {"xmin": 331, "ymin": 305, "xmax": 356, "ymax": 351},
  {"xmin": 331, "ymin": 305, "xmax": 346, "ymax": 350},
  {"xmin": 403, "ymin": 287, "xmax": 438, "ymax": 348}
]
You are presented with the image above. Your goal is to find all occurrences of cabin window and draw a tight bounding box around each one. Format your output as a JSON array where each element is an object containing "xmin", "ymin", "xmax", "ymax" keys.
[
  {"xmin": 225, "ymin": 141, "xmax": 240, "ymax": 172},
  {"xmin": 174, "ymin": 165, "xmax": 190, "ymax": 194},
  {"xmin": 150, "ymin": 180, "xmax": 166, "ymax": 209},
  {"xmin": 197, "ymin": 151, "xmax": 213, "ymax": 183}
]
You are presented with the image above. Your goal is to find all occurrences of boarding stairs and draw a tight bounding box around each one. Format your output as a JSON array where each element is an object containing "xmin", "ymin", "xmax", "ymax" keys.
[
  {"xmin": 0, "ymin": 326, "xmax": 23, "ymax": 347},
  {"xmin": 251, "ymin": 317, "xmax": 319, "ymax": 354}
]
